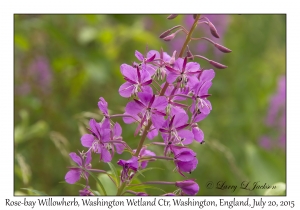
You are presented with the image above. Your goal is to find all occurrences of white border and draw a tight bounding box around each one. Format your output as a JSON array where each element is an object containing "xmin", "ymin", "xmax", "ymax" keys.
[{"xmin": 1, "ymin": 0, "xmax": 299, "ymax": 209}]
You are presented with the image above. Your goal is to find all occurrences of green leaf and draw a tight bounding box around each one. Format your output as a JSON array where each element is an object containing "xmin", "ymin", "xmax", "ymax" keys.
[
  {"xmin": 21, "ymin": 188, "xmax": 47, "ymax": 196},
  {"xmin": 81, "ymin": 168, "xmax": 107, "ymax": 195},
  {"xmin": 97, "ymin": 173, "xmax": 117, "ymax": 195},
  {"xmin": 107, "ymin": 162, "xmax": 119, "ymax": 187},
  {"xmin": 264, "ymin": 182, "xmax": 286, "ymax": 196},
  {"xmin": 134, "ymin": 167, "xmax": 164, "ymax": 179},
  {"xmin": 59, "ymin": 181, "xmax": 99, "ymax": 196}
]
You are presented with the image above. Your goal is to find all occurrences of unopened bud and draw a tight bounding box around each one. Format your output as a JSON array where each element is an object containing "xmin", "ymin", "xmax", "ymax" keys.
[
  {"xmin": 159, "ymin": 30, "xmax": 171, "ymax": 39},
  {"xmin": 167, "ymin": 14, "xmax": 178, "ymax": 20},
  {"xmin": 208, "ymin": 21, "xmax": 220, "ymax": 38},
  {"xmin": 160, "ymin": 25, "xmax": 182, "ymax": 39},
  {"xmin": 163, "ymin": 33, "xmax": 176, "ymax": 41},
  {"xmin": 209, "ymin": 60, "xmax": 227, "ymax": 69},
  {"xmin": 214, "ymin": 43, "xmax": 232, "ymax": 53}
]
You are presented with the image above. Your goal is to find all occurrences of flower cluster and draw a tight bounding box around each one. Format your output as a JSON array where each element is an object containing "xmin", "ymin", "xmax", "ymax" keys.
[{"xmin": 64, "ymin": 14, "xmax": 231, "ymax": 196}]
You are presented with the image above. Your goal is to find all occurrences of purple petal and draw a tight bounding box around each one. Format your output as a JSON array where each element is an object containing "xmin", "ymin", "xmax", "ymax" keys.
[
  {"xmin": 178, "ymin": 130, "xmax": 194, "ymax": 145},
  {"xmin": 147, "ymin": 50, "xmax": 159, "ymax": 60},
  {"xmin": 140, "ymin": 68, "xmax": 151, "ymax": 83},
  {"xmin": 175, "ymin": 180, "xmax": 199, "ymax": 195},
  {"xmin": 81, "ymin": 134, "xmax": 94, "ymax": 148},
  {"xmin": 146, "ymin": 53, "xmax": 156, "ymax": 62},
  {"xmin": 120, "ymin": 64, "xmax": 137, "ymax": 81},
  {"xmin": 125, "ymin": 101, "xmax": 145, "ymax": 116},
  {"xmin": 65, "ymin": 169, "xmax": 81, "ymax": 184},
  {"xmin": 199, "ymin": 69, "xmax": 215, "ymax": 84},
  {"xmin": 85, "ymin": 150, "xmax": 92, "ymax": 165},
  {"xmin": 101, "ymin": 118, "xmax": 110, "ymax": 130},
  {"xmin": 192, "ymin": 112, "xmax": 208, "ymax": 122},
  {"xmin": 141, "ymin": 79, "xmax": 152, "ymax": 86},
  {"xmin": 101, "ymin": 129, "xmax": 111, "ymax": 143},
  {"xmin": 98, "ymin": 97, "xmax": 108, "ymax": 115},
  {"xmin": 192, "ymin": 127, "xmax": 204, "ymax": 143},
  {"xmin": 114, "ymin": 143, "xmax": 125, "ymax": 154},
  {"xmin": 174, "ymin": 58, "xmax": 184, "ymax": 71},
  {"xmin": 152, "ymin": 96, "xmax": 168, "ymax": 110},
  {"xmin": 186, "ymin": 62, "xmax": 200, "ymax": 72},
  {"xmin": 170, "ymin": 106, "xmax": 187, "ymax": 116},
  {"xmin": 119, "ymin": 82, "xmax": 135, "ymax": 98},
  {"xmin": 114, "ymin": 122, "xmax": 122, "ymax": 137},
  {"xmin": 89, "ymin": 119, "xmax": 101, "ymax": 139},
  {"xmin": 176, "ymin": 158, "xmax": 198, "ymax": 172},
  {"xmin": 151, "ymin": 114, "xmax": 165, "ymax": 129},
  {"xmin": 173, "ymin": 113, "xmax": 188, "ymax": 127},
  {"xmin": 135, "ymin": 50, "xmax": 144, "ymax": 61},
  {"xmin": 123, "ymin": 113, "xmax": 138, "ymax": 124},
  {"xmin": 174, "ymin": 149, "xmax": 196, "ymax": 161},
  {"xmin": 187, "ymin": 76, "xmax": 199, "ymax": 89},
  {"xmin": 142, "ymin": 149, "xmax": 156, "ymax": 157},
  {"xmin": 142, "ymin": 63, "xmax": 156, "ymax": 76},
  {"xmin": 127, "ymin": 156, "xmax": 139, "ymax": 170},
  {"xmin": 101, "ymin": 146, "xmax": 112, "ymax": 162},
  {"xmin": 137, "ymin": 92, "xmax": 153, "ymax": 106},
  {"xmin": 140, "ymin": 161, "xmax": 149, "ymax": 169},
  {"xmin": 199, "ymin": 81, "xmax": 212, "ymax": 96},
  {"xmin": 165, "ymin": 65, "xmax": 179, "ymax": 74},
  {"xmin": 69, "ymin": 152, "xmax": 82, "ymax": 166},
  {"xmin": 147, "ymin": 127, "xmax": 158, "ymax": 140},
  {"xmin": 166, "ymin": 72, "xmax": 179, "ymax": 84}
]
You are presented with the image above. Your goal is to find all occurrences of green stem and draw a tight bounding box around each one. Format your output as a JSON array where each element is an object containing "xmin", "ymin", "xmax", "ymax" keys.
[{"xmin": 179, "ymin": 14, "xmax": 201, "ymax": 57}]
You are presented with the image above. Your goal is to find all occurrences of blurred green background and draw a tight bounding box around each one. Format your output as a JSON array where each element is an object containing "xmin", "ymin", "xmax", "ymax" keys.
[{"xmin": 14, "ymin": 14, "xmax": 286, "ymax": 196}]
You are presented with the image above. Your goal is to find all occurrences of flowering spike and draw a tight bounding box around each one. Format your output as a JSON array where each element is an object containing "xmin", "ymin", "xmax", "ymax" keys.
[
  {"xmin": 167, "ymin": 14, "xmax": 178, "ymax": 20},
  {"xmin": 214, "ymin": 43, "xmax": 232, "ymax": 53},
  {"xmin": 209, "ymin": 60, "xmax": 227, "ymax": 69}
]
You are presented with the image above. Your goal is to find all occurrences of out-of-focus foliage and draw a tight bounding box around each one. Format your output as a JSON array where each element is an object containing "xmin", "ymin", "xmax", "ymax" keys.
[{"xmin": 14, "ymin": 14, "xmax": 286, "ymax": 195}]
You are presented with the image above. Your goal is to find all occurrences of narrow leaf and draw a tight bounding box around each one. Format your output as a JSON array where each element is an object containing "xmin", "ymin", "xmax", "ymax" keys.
[
  {"xmin": 21, "ymin": 188, "xmax": 47, "ymax": 196},
  {"xmin": 81, "ymin": 168, "xmax": 107, "ymax": 195},
  {"xmin": 107, "ymin": 162, "xmax": 119, "ymax": 187}
]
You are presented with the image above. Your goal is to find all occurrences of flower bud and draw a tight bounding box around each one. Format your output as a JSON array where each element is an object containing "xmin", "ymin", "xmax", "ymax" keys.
[
  {"xmin": 208, "ymin": 21, "xmax": 220, "ymax": 38},
  {"xmin": 163, "ymin": 33, "xmax": 176, "ymax": 41},
  {"xmin": 214, "ymin": 43, "xmax": 232, "ymax": 53},
  {"xmin": 159, "ymin": 30, "xmax": 171, "ymax": 39},
  {"xmin": 167, "ymin": 14, "xmax": 178, "ymax": 20},
  {"xmin": 209, "ymin": 60, "xmax": 227, "ymax": 69}
]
